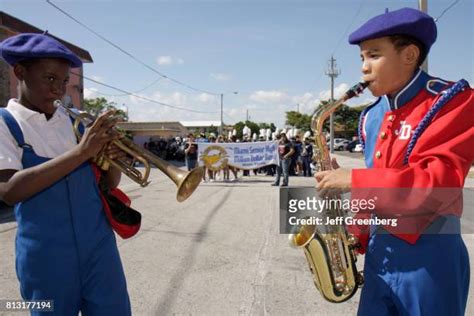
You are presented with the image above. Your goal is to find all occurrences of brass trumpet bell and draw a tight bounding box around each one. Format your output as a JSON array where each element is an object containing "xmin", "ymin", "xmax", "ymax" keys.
[{"xmin": 175, "ymin": 167, "xmax": 205, "ymax": 202}]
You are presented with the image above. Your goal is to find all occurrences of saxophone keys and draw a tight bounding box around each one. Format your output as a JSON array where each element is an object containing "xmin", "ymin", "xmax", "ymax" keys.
[
  {"xmin": 357, "ymin": 271, "xmax": 365, "ymax": 286},
  {"xmin": 336, "ymin": 283, "xmax": 354, "ymax": 295},
  {"xmin": 347, "ymin": 234, "xmax": 359, "ymax": 247},
  {"xmin": 335, "ymin": 282, "xmax": 345, "ymax": 293}
]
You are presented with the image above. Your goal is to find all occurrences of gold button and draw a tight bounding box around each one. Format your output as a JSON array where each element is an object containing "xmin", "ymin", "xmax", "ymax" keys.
[
  {"xmin": 375, "ymin": 151, "xmax": 381, "ymax": 159},
  {"xmin": 380, "ymin": 132, "xmax": 387, "ymax": 140},
  {"xmin": 388, "ymin": 115, "xmax": 395, "ymax": 122}
]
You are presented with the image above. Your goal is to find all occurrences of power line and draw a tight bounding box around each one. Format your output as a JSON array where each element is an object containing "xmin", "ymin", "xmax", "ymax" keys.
[
  {"xmin": 312, "ymin": 0, "xmax": 366, "ymax": 94},
  {"xmin": 434, "ymin": 0, "xmax": 461, "ymax": 22},
  {"xmin": 46, "ymin": 0, "xmax": 220, "ymax": 96},
  {"xmin": 96, "ymin": 76, "xmax": 163, "ymax": 97},
  {"xmin": 331, "ymin": 0, "xmax": 366, "ymax": 56},
  {"xmin": 71, "ymin": 71, "xmax": 220, "ymax": 114}
]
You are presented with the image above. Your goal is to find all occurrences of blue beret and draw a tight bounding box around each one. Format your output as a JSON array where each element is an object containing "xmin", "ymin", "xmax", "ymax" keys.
[
  {"xmin": 348, "ymin": 7, "xmax": 437, "ymax": 53},
  {"xmin": 0, "ymin": 33, "xmax": 82, "ymax": 68}
]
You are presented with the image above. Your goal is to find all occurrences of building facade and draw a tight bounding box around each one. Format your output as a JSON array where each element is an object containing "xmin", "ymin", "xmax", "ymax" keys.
[{"xmin": 0, "ymin": 11, "xmax": 93, "ymax": 108}]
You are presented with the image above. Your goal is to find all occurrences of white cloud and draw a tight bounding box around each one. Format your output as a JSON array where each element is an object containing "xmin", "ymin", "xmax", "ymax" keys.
[
  {"xmin": 157, "ymin": 56, "xmax": 172, "ymax": 65},
  {"xmin": 210, "ymin": 73, "xmax": 231, "ymax": 81},
  {"xmin": 90, "ymin": 75, "xmax": 104, "ymax": 82},
  {"xmin": 129, "ymin": 106, "xmax": 218, "ymax": 123},
  {"xmin": 233, "ymin": 90, "xmax": 320, "ymax": 127},
  {"xmin": 316, "ymin": 83, "xmax": 375, "ymax": 107},
  {"xmin": 115, "ymin": 85, "xmax": 371, "ymax": 129},
  {"xmin": 227, "ymin": 107, "xmax": 246, "ymax": 117},
  {"xmin": 318, "ymin": 83, "xmax": 350, "ymax": 100},
  {"xmin": 347, "ymin": 97, "xmax": 376, "ymax": 107},
  {"xmin": 249, "ymin": 90, "xmax": 289, "ymax": 104},
  {"xmin": 292, "ymin": 92, "xmax": 314, "ymax": 104},
  {"xmin": 84, "ymin": 87, "xmax": 99, "ymax": 99},
  {"xmin": 291, "ymin": 92, "xmax": 319, "ymax": 113},
  {"xmin": 123, "ymin": 90, "xmax": 220, "ymax": 123},
  {"xmin": 222, "ymin": 99, "xmax": 296, "ymax": 128},
  {"xmin": 156, "ymin": 56, "xmax": 184, "ymax": 66},
  {"xmin": 196, "ymin": 93, "xmax": 214, "ymax": 103}
]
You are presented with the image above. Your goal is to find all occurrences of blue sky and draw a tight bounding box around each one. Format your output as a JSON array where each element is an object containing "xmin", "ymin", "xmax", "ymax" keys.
[{"xmin": 3, "ymin": 0, "xmax": 473, "ymax": 128}]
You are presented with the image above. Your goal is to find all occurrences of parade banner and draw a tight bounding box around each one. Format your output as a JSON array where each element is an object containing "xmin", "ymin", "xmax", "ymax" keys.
[{"xmin": 196, "ymin": 141, "xmax": 279, "ymax": 171}]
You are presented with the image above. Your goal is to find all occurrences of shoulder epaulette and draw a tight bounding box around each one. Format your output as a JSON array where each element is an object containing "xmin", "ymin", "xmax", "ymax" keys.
[{"xmin": 425, "ymin": 78, "xmax": 452, "ymax": 95}]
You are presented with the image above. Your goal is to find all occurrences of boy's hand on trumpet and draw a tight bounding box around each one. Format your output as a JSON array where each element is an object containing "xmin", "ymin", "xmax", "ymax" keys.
[
  {"xmin": 105, "ymin": 143, "xmax": 127, "ymax": 161},
  {"xmin": 77, "ymin": 110, "xmax": 121, "ymax": 159},
  {"xmin": 104, "ymin": 114, "xmax": 127, "ymax": 161}
]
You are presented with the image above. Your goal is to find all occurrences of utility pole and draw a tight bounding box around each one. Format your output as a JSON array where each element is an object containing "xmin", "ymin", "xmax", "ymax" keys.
[
  {"xmin": 246, "ymin": 109, "xmax": 249, "ymax": 121},
  {"xmin": 297, "ymin": 103, "xmax": 300, "ymax": 113},
  {"xmin": 220, "ymin": 91, "xmax": 238, "ymax": 136},
  {"xmin": 220, "ymin": 93, "xmax": 224, "ymax": 136},
  {"xmin": 122, "ymin": 103, "xmax": 129, "ymax": 121},
  {"xmin": 419, "ymin": 0, "xmax": 428, "ymax": 72},
  {"xmin": 325, "ymin": 56, "xmax": 340, "ymax": 153}
]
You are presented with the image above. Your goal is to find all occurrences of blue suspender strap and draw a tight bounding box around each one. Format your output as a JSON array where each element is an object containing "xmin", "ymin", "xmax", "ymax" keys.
[
  {"xmin": 0, "ymin": 108, "xmax": 28, "ymax": 148},
  {"xmin": 404, "ymin": 79, "xmax": 469, "ymax": 165}
]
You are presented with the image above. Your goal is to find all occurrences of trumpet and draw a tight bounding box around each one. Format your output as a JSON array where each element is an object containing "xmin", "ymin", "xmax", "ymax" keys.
[{"xmin": 55, "ymin": 100, "xmax": 204, "ymax": 202}]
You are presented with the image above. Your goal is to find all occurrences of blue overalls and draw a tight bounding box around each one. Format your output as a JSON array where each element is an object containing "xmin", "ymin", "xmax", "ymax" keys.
[
  {"xmin": 0, "ymin": 109, "xmax": 131, "ymax": 316},
  {"xmin": 356, "ymin": 72, "xmax": 470, "ymax": 315}
]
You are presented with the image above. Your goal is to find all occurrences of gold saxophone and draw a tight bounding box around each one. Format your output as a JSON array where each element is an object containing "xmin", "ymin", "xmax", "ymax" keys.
[
  {"xmin": 288, "ymin": 81, "xmax": 369, "ymax": 303},
  {"xmin": 55, "ymin": 100, "xmax": 204, "ymax": 202}
]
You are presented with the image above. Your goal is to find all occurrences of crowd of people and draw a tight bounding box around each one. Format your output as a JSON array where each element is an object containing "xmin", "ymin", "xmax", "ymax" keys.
[
  {"xmin": 143, "ymin": 137, "xmax": 186, "ymax": 161},
  {"xmin": 177, "ymin": 131, "xmax": 318, "ymax": 185}
]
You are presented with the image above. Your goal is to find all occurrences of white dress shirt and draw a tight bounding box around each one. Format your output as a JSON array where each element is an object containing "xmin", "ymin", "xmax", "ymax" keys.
[{"xmin": 0, "ymin": 99, "xmax": 77, "ymax": 170}]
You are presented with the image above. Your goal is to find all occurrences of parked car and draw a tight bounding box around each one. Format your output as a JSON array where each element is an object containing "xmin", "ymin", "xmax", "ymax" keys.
[
  {"xmin": 354, "ymin": 143, "xmax": 363, "ymax": 152},
  {"xmin": 334, "ymin": 139, "xmax": 350, "ymax": 151},
  {"xmin": 346, "ymin": 140, "xmax": 361, "ymax": 152},
  {"xmin": 326, "ymin": 138, "xmax": 350, "ymax": 150}
]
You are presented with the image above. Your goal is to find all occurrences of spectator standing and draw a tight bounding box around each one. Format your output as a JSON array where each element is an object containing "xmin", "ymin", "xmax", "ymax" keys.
[
  {"xmin": 272, "ymin": 132, "xmax": 294, "ymax": 187},
  {"xmin": 184, "ymin": 133, "xmax": 198, "ymax": 171}
]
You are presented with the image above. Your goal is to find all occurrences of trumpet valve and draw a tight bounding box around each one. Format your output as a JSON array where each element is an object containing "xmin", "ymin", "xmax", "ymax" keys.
[{"xmin": 94, "ymin": 154, "xmax": 110, "ymax": 171}]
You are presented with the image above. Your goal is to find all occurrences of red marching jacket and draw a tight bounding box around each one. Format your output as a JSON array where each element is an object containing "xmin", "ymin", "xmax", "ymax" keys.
[{"xmin": 347, "ymin": 72, "xmax": 474, "ymax": 253}]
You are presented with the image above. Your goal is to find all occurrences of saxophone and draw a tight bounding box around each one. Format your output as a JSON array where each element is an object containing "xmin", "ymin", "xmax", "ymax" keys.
[{"xmin": 289, "ymin": 81, "xmax": 368, "ymax": 303}]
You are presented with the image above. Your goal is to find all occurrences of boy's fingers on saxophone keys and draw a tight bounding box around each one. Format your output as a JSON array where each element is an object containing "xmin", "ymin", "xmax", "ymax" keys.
[
  {"xmin": 316, "ymin": 177, "xmax": 328, "ymax": 191},
  {"xmin": 319, "ymin": 188, "xmax": 329, "ymax": 198},
  {"xmin": 315, "ymin": 171, "xmax": 329, "ymax": 183}
]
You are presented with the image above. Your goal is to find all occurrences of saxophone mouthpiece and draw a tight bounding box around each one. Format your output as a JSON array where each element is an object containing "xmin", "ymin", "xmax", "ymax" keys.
[
  {"xmin": 360, "ymin": 81, "xmax": 370, "ymax": 89},
  {"xmin": 345, "ymin": 81, "xmax": 369, "ymax": 99}
]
